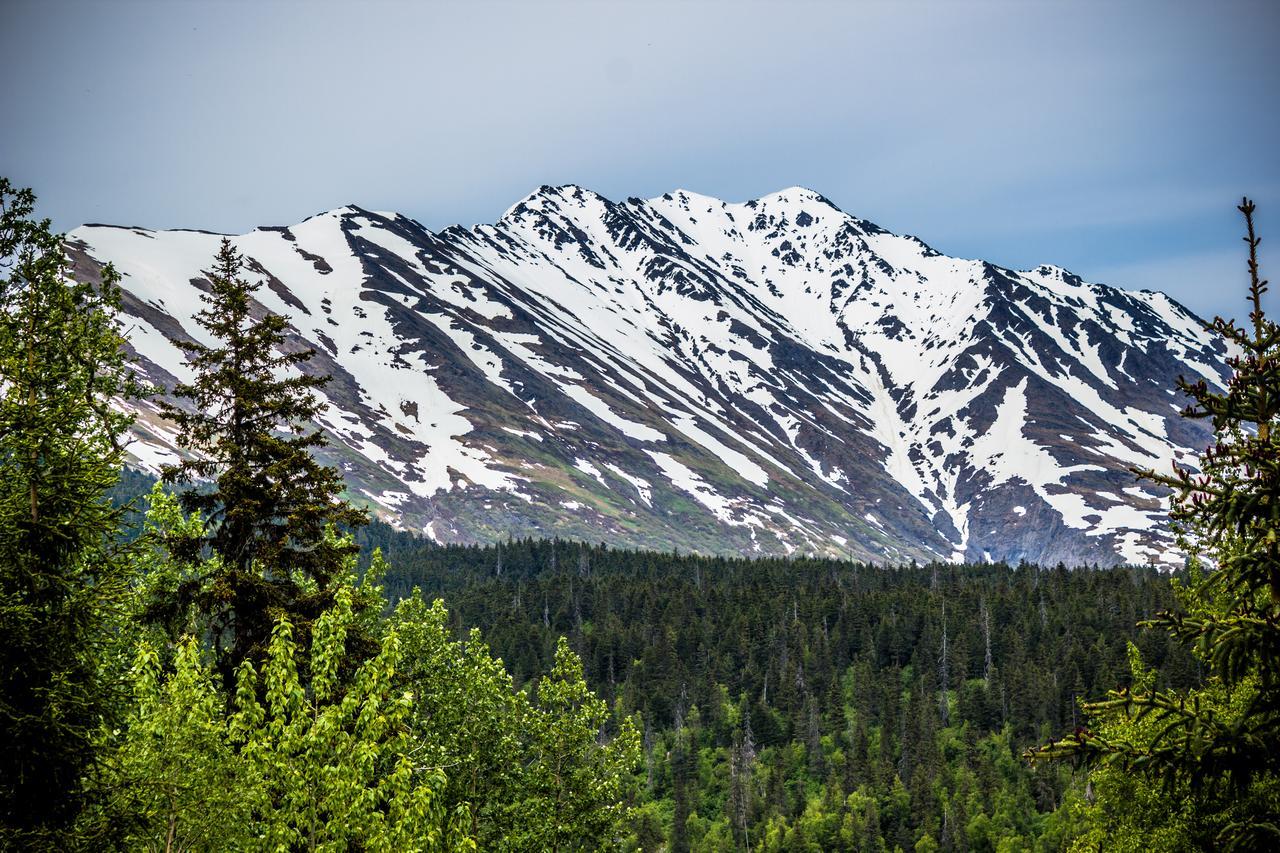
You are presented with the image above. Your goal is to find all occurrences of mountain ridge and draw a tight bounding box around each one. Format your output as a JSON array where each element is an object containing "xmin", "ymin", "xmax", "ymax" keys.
[{"xmin": 65, "ymin": 185, "xmax": 1230, "ymax": 567}]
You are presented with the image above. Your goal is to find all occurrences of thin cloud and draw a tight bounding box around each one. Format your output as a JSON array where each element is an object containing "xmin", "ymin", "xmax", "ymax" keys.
[{"xmin": 2, "ymin": 0, "xmax": 1277, "ymax": 321}]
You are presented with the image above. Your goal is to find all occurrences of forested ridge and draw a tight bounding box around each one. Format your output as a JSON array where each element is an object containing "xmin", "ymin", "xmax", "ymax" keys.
[{"xmin": 4, "ymin": 178, "xmax": 1278, "ymax": 851}]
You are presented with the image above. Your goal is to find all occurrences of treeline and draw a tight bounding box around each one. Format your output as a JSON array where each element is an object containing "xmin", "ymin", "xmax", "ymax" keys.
[
  {"xmin": 365, "ymin": 532, "xmax": 1195, "ymax": 728},
  {"xmin": 351, "ymin": 531, "xmax": 1193, "ymax": 850}
]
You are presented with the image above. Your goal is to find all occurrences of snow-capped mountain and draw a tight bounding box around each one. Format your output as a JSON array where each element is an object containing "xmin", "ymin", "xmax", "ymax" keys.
[{"xmin": 66, "ymin": 185, "xmax": 1229, "ymax": 566}]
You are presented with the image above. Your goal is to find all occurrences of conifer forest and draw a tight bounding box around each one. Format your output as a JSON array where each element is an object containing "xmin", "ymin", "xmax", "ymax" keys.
[{"xmin": 2, "ymin": 172, "xmax": 1278, "ymax": 853}]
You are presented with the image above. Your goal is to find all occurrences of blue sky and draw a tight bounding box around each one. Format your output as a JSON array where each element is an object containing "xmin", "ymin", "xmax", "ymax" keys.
[{"xmin": 3, "ymin": 0, "xmax": 1277, "ymax": 320}]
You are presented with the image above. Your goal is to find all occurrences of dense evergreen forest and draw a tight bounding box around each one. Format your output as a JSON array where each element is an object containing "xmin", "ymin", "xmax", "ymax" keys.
[
  {"xmin": 3, "ymin": 181, "xmax": 1278, "ymax": 851},
  {"xmin": 98, "ymin": 480, "xmax": 1196, "ymax": 850},
  {"xmin": 355, "ymin": 529, "xmax": 1196, "ymax": 850}
]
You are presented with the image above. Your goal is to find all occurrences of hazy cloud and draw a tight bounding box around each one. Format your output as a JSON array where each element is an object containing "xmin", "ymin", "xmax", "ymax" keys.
[{"xmin": 2, "ymin": 0, "xmax": 1277, "ymax": 317}]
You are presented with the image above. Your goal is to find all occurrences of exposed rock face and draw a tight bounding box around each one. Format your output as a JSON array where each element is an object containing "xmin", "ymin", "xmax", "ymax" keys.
[{"xmin": 68, "ymin": 185, "xmax": 1230, "ymax": 566}]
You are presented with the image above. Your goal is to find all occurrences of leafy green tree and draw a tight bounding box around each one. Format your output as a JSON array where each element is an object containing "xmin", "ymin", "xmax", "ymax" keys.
[
  {"xmin": 93, "ymin": 566, "xmax": 473, "ymax": 850},
  {"xmin": 394, "ymin": 597, "xmax": 643, "ymax": 851},
  {"xmin": 1035, "ymin": 199, "xmax": 1280, "ymax": 849},
  {"xmin": 90, "ymin": 636, "xmax": 246, "ymax": 851},
  {"xmin": 97, "ymin": 483, "xmax": 644, "ymax": 849},
  {"xmin": 232, "ymin": 584, "xmax": 471, "ymax": 851},
  {"xmin": 391, "ymin": 591, "xmax": 529, "ymax": 844},
  {"xmin": 156, "ymin": 237, "xmax": 368, "ymax": 688},
  {"xmin": 520, "ymin": 637, "xmax": 642, "ymax": 852},
  {"xmin": 131, "ymin": 481, "xmax": 211, "ymax": 645},
  {"xmin": 0, "ymin": 178, "xmax": 143, "ymax": 845}
]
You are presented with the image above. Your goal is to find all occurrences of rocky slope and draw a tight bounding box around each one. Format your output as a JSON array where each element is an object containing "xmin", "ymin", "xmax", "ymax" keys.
[{"xmin": 67, "ymin": 186, "xmax": 1230, "ymax": 566}]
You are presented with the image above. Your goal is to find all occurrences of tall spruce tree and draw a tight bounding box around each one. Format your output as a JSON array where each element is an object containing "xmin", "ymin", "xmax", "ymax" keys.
[
  {"xmin": 158, "ymin": 238, "xmax": 367, "ymax": 689},
  {"xmin": 0, "ymin": 179, "xmax": 143, "ymax": 844},
  {"xmin": 1035, "ymin": 199, "xmax": 1280, "ymax": 849}
]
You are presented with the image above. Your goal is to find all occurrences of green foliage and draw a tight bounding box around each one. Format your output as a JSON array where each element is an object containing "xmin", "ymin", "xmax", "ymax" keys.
[
  {"xmin": 392, "ymin": 592, "xmax": 529, "ymax": 843},
  {"xmin": 80, "ymin": 491, "xmax": 641, "ymax": 850},
  {"xmin": 230, "ymin": 586, "xmax": 469, "ymax": 852},
  {"xmin": 0, "ymin": 179, "xmax": 143, "ymax": 844},
  {"xmin": 521, "ymin": 637, "xmax": 642, "ymax": 851},
  {"xmin": 1054, "ymin": 644, "xmax": 1277, "ymax": 852},
  {"xmin": 1035, "ymin": 200, "xmax": 1280, "ymax": 850},
  {"xmin": 133, "ymin": 482, "xmax": 210, "ymax": 643},
  {"xmin": 391, "ymin": 591, "xmax": 642, "ymax": 850},
  {"xmin": 94, "ymin": 576, "xmax": 473, "ymax": 850},
  {"xmin": 90, "ymin": 637, "xmax": 245, "ymax": 850},
  {"xmin": 155, "ymin": 238, "xmax": 368, "ymax": 688}
]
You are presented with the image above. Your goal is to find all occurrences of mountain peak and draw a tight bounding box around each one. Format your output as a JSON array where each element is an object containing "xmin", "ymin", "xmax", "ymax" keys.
[
  {"xmin": 754, "ymin": 186, "xmax": 838, "ymax": 209},
  {"xmin": 68, "ymin": 182, "xmax": 1230, "ymax": 568},
  {"xmin": 502, "ymin": 184, "xmax": 609, "ymax": 219},
  {"xmin": 1026, "ymin": 262, "xmax": 1081, "ymax": 281},
  {"xmin": 297, "ymin": 204, "xmax": 367, "ymax": 224}
]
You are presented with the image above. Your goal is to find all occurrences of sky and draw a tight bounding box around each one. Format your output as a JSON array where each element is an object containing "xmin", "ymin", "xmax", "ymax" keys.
[{"xmin": 2, "ymin": 0, "xmax": 1278, "ymax": 321}]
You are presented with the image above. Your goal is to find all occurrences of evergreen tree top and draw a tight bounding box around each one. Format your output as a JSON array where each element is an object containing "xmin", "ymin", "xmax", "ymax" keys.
[
  {"xmin": 154, "ymin": 237, "xmax": 367, "ymax": 689},
  {"xmin": 1034, "ymin": 199, "xmax": 1280, "ymax": 849}
]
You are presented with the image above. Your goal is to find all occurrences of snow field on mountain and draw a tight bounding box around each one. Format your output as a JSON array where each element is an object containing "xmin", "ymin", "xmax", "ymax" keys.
[{"xmin": 69, "ymin": 184, "xmax": 1233, "ymax": 565}]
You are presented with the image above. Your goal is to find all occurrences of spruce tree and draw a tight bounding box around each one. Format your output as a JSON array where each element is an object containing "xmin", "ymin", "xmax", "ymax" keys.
[
  {"xmin": 0, "ymin": 178, "xmax": 143, "ymax": 844},
  {"xmin": 158, "ymin": 238, "xmax": 367, "ymax": 689},
  {"xmin": 1035, "ymin": 199, "xmax": 1280, "ymax": 848}
]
